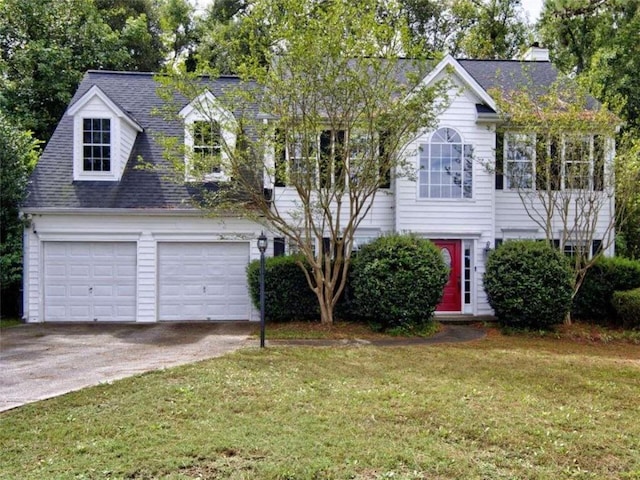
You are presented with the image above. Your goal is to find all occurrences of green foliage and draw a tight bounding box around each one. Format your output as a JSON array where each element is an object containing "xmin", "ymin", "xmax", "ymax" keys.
[
  {"xmin": 573, "ymin": 256, "xmax": 640, "ymax": 322},
  {"xmin": 0, "ymin": 0, "xmax": 166, "ymax": 142},
  {"xmin": 162, "ymin": 0, "xmax": 447, "ymax": 325},
  {"xmin": 247, "ymin": 255, "xmax": 319, "ymax": 321},
  {"xmin": 0, "ymin": 113, "xmax": 40, "ymax": 295},
  {"xmin": 402, "ymin": 0, "xmax": 531, "ymax": 59},
  {"xmin": 484, "ymin": 240, "xmax": 573, "ymax": 328},
  {"xmin": 349, "ymin": 234, "xmax": 448, "ymax": 332},
  {"xmin": 612, "ymin": 288, "xmax": 640, "ymax": 329}
]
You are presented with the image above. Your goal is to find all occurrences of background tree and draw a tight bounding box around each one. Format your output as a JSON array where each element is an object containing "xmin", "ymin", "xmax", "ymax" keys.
[
  {"xmin": 0, "ymin": 0, "xmax": 167, "ymax": 143},
  {"xmin": 95, "ymin": 0, "xmax": 166, "ymax": 72},
  {"xmin": 460, "ymin": 0, "xmax": 531, "ymax": 58},
  {"xmin": 402, "ymin": 0, "xmax": 532, "ymax": 58},
  {"xmin": 159, "ymin": 0, "xmax": 198, "ymax": 69},
  {"xmin": 0, "ymin": 114, "xmax": 40, "ymax": 318},
  {"xmin": 193, "ymin": 0, "xmax": 271, "ymax": 74},
  {"xmin": 159, "ymin": 0, "xmax": 447, "ymax": 324}
]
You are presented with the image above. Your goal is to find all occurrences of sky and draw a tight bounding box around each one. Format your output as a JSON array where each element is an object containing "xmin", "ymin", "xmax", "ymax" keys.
[
  {"xmin": 521, "ymin": 0, "xmax": 544, "ymax": 23},
  {"xmin": 193, "ymin": 0, "xmax": 546, "ymax": 24}
]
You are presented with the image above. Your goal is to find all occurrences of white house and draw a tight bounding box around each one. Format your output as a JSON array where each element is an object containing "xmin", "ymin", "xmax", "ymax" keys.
[{"xmin": 21, "ymin": 51, "xmax": 615, "ymax": 323}]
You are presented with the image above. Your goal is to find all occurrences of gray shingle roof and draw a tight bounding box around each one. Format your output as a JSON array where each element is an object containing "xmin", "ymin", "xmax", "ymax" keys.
[
  {"xmin": 458, "ymin": 59, "xmax": 560, "ymax": 95},
  {"xmin": 24, "ymin": 60, "xmax": 565, "ymax": 211},
  {"xmin": 23, "ymin": 71, "xmax": 258, "ymax": 210}
]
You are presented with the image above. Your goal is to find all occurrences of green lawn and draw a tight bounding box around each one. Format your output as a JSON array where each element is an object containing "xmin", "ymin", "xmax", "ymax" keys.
[{"xmin": 1, "ymin": 331, "xmax": 639, "ymax": 479}]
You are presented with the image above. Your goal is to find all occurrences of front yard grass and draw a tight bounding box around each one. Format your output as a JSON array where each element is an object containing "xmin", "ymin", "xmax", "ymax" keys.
[{"xmin": 1, "ymin": 330, "xmax": 639, "ymax": 479}]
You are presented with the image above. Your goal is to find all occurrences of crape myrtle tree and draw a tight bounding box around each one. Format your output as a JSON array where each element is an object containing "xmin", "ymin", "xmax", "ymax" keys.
[
  {"xmin": 157, "ymin": 0, "xmax": 448, "ymax": 324},
  {"xmin": 492, "ymin": 82, "xmax": 640, "ymax": 323}
]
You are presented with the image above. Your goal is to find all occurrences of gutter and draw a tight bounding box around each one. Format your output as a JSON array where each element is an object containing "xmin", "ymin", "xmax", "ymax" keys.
[{"xmin": 19, "ymin": 207, "xmax": 243, "ymax": 217}]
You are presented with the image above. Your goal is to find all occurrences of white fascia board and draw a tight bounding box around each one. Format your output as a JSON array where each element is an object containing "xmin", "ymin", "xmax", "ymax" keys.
[
  {"xmin": 67, "ymin": 85, "xmax": 143, "ymax": 132},
  {"xmin": 420, "ymin": 55, "xmax": 497, "ymax": 112},
  {"xmin": 21, "ymin": 207, "xmax": 212, "ymax": 216}
]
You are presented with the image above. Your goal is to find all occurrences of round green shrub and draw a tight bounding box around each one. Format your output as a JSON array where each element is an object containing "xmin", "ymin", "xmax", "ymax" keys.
[
  {"xmin": 612, "ymin": 288, "xmax": 640, "ymax": 329},
  {"xmin": 247, "ymin": 255, "xmax": 319, "ymax": 321},
  {"xmin": 483, "ymin": 240, "xmax": 573, "ymax": 328},
  {"xmin": 349, "ymin": 234, "xmax": 448, "ymax": 332},
  {"xmin": 572, "ymin": 256, "xmax": 640, "ymax": 322}
]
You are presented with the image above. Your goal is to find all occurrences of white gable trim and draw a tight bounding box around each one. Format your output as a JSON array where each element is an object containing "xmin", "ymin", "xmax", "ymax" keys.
[
  {"xmin": 67, "ymin": 85, "xmax": 142, "ymax": 133},
  {"xmin": 420, "ymin": 55, "xmax": 497, "ymax": 112},
  {"xmin": 179, "ymin": 90, "xmax": 236, "ymax": 125}
]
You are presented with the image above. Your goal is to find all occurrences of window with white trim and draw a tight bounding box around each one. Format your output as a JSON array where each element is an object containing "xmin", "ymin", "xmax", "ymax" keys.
[
  {"xmin": 275, "ymin": 129, "xmax": 390, "ymax": 189},
  {"xmin": 82, "ymin": 118, "xmax": 111, "ymax": 172},
  {"xmin": 505, "ymin": 132, "xmax": 534, "ymax": 189},
  {"xmin": 419, "ymin": 128, "xmax": 473, "ymax": 199},
  {"xmin": 180, "ymin": 91, "xmax": 236, "ymax": 182},
  {"xmin": 503, "ymin": 132, "xmax": 607, "ymax": 191}
]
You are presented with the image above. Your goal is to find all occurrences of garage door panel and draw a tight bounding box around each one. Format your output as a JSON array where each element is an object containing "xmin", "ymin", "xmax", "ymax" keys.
[
  {"xmin": 44, "ymin": 242, "xmax": 136, "ymax": 322},
  {"xmin": 158, "ymin": 242, "xmax": 250, "ymax": 321}
]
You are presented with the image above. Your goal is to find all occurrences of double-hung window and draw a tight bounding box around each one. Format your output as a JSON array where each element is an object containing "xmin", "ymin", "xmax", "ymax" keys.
[
  {"xmin": 419, "ymin": 128, "xmax": 472, "ymax": 199},
  {"xmin": 191, "ymin": 120, "xmax": 222, "ymax": 176},
  {"xmin": 276, "ymin": 129, "xmax": 389, "ymax": 189},
  {"xmin": 502, "ymin": 132, "xmax": 606, "ymax": 191},
  {"xmin": 505, "ymin": 133, "xmax": 534, "ymax": 189},
  {"xmin": 82, "ymin": 118, "xmax": 111, "ymax": 172}
]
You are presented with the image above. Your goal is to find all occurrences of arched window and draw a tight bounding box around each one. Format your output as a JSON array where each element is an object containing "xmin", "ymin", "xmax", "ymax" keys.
[{"xmin": 419, "ymin": 127, "xmax": 473, "ymax": 199}]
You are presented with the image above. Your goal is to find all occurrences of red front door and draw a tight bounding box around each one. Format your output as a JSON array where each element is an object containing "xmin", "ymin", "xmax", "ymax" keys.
[{"xmin": 433, "ymin": 240, "xmax": 461, "ymax": 312}]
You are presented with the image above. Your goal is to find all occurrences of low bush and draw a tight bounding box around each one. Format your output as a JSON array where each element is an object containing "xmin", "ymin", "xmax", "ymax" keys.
[
  {"xmin": 612, "ymin": 288, "xmax": 640, "ymax": 329},
  {"xmin": 572, "ymin": 256, "xmax": 640, "ymax": 322},
  {"xmin": 484, "ymin": 240, "xmax": 573, "ymax": 328},
  {"xmin": 349, "ymin": 234, "xmax": 448, "ymax": 332},
  {"xmin": 247, "ymin": 255, "xmax": 319, "ymax": 321}
]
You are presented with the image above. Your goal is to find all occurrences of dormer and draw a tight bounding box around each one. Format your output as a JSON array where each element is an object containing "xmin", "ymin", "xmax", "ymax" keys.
[
  {"xmin": 179, "ymin": 90, "xmax": 237, "ymax": 182},
  {"xmin": 67, "ymin": 85, "xmax": 143, "ymax": 182}
]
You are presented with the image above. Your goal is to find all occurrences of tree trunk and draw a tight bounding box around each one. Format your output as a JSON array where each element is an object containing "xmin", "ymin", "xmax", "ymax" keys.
[
  {"xmin": 564, "ymin": 310, "xmax": 572, "ymax": 325},
  {"xmin": 317, "ymin": 289, "xmax": 334, "ymax": 325}
]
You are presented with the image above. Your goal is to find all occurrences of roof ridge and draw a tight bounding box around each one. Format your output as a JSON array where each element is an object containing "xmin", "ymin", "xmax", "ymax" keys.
[{"xmin": 86, "ymin": 70, "xmax": 242, "ymax": 79}]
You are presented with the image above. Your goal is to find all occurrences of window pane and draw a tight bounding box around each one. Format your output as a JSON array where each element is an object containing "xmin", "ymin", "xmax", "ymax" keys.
[
  {"xmin": 101, "ymin": 119, "xmax": 110, "ymax": 131},
  {"xmin": 83, "ymin": 118, "xmax": 91, "ymax": 130}
]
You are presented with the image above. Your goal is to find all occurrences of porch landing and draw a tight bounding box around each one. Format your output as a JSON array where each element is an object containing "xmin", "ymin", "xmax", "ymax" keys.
[{"xmin": 436, "ymin": 314, "xmax": 496, "ymax": 325}]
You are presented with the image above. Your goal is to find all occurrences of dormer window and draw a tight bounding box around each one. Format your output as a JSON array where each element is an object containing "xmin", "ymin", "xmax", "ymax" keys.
[
  {"xmin": 180, "ymin": 91, "xmax": 237, "ymax": 182},
  {"xmin": 68, "ymin": 85, "xmax": 142, "ymax": 182},
  {"xmin": 83, "ymin": 118, "xmax": 111, "ymax": 172}
]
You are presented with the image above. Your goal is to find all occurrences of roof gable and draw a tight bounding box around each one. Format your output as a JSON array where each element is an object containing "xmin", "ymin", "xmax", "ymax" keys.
[
  {"xmin": 67, "ymin": 85, "xmax": 143, "ymax": 132},
  {"xmin": 419, "ymin": 55, "xmax": 497, "ymax": 112}
]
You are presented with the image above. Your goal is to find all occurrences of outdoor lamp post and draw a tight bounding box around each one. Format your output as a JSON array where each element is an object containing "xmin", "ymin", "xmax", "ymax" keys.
[{"xmin": 257, "ymin": 231, "xmax": 268, "ymax": 348}]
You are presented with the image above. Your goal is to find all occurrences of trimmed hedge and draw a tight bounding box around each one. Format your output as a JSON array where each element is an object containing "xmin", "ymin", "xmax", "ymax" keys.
[
  {"xmin": 572, "ymin": 256, "xmax": 640, "ymax": 322},
  {"xmin": 484, "ymin": 240, "xmax": 573, "ymax": 328},
  {"xmin": 612, "ymin": 288, "xmax": 640, "ymax": 329},
  {"xmin": 349, "ymin": 234, "xmax": 448, "ymax": 332},
  {"xmin": 247, "ymin": 255, "xmax": 319, "ymax": 321}
]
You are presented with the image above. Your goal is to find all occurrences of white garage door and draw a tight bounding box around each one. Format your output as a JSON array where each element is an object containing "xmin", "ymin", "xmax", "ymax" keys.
[
  {"xmin": 44, "ymin": 242, "xmax": 137, "ymax": 322},
  {"xmin": 158, "ymin": 242, "xmax": 250, "ymax": 321}
]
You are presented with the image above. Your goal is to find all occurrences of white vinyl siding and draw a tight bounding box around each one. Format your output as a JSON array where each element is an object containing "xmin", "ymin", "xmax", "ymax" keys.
[{"xmin": 395, "ymin": 77, "xmax": 495, "ymax": 315}]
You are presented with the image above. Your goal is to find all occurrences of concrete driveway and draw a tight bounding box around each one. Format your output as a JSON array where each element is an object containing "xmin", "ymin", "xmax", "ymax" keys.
[{"xmin": 0, "ymin": 322, "xmax": 254, "ymax": 412}]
